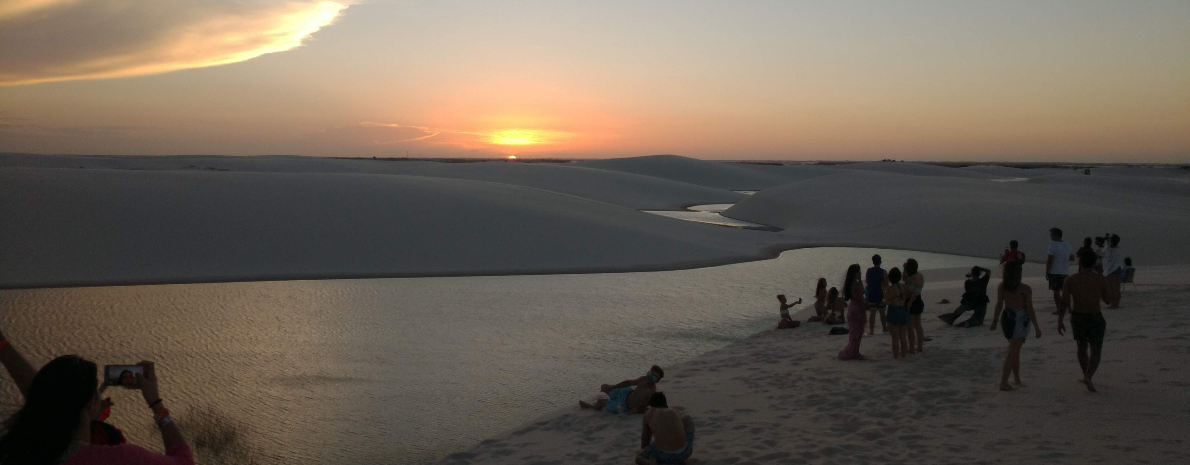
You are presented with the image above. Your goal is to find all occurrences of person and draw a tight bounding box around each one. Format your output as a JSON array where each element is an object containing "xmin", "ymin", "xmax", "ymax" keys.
[
  {"xmin": 837, "ymin": 264, "xmax": 868, "ymax": 361},
  {"xmin": 938, "ymin": 266, "xmax": 992, "ymax": 327},
  {"xmin": 0, "ymin": 352, "xmax": 193, "ymax": 464},
  {"xmin": 776, "ymin": 295, "xmax": 802, "ymax": 329},
  {"xmin": 989, "ymin": 261, "xmax": 1042, "ymax": 391},
  {"xmin": 579, "ymin": 366, "xmax": 664, "ymax": 414},
  {"xmin": 0, "ymin": 328, "xmax": 128, "ymax": 446},
  {"xmin": 882, "ymin": 267, "xmax": 910, "ymax": 359},
  {"xmin": 635, "ymin": 393, "xmax": 694, "ymax": 465},
  {"xmin": 1059, "ymin": 250, "xmax": 1111, "ymax": 392},
  {"xmin": 999, "ymin": 240, "xmax": 1026, "ymax": 265},
  {"xmin": 1101, "ymin": 234, "xmax": 1123, "ymax": 309},
  {"xmin": 903, "ymin": 259, "xmax": 926, "ymax": 353},
  {"xmin": 1075, "ymin": 237, "xmax": 1094, "ymax": 272},
  {"xmin": 864, "ymin": 255, "xmax": 889, "ymax": 336},
  {"xmin": 824, "ymin": 287, "xmax": 845, "ymax": 325},
  {"xmin": 1093, "ymin": 236, "xmax": 1107, "ymax": 274},
  {"xmin": 119, "ymin": 370, "xmax": 136, "ymax": 387},
  {"xmin": 808, "ymin": 278, "xmax": 829, "ymax": 322},
  {"xmin": 1046, "ymin": 227, "xmax": 1075, "ymax": 314}
]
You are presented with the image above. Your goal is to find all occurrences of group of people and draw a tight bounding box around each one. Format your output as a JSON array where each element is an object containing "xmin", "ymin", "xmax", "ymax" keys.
[
  {"xmin": 0, "ymin": 328, "xmax": 194, "ymax": 465},
  {"xmin": 577, "ymin": 366, "xmax": 696, "ymax": 465}
]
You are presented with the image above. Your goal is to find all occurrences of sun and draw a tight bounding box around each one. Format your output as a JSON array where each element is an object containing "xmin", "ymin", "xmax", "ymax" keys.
[
  {"xmin": 489, "ymin": 129, "xmax": 543, "ymax": 146},
  {"xmin": 508, "ymin": 155, "xmax": 517, "ymax": 160}
]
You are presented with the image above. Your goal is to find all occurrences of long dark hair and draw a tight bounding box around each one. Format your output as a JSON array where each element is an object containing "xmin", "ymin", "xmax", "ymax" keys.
[
  {"xmin": 815, "ymin": 278, "xmax": 827, "ymax": 299},
  {"xmin": 842, "ymin": 264, "xmax": 862, "ymax": 301},
  {"xmin": 0, "ymin": 355, "xmax": 98, "ymax": 465},
  {"xmin": 1003, "ymin": 260, "xmax": 1023, "ymax": 292}
]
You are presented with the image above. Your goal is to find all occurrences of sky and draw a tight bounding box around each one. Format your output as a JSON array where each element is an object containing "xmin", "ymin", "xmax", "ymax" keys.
[{"xmin": 1, "ymin": 0, "xmax": 1187, "ymax": 162}]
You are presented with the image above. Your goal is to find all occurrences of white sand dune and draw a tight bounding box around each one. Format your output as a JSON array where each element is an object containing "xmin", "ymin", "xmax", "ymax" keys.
[
  {"xmin": 578, "ymin": 155, "xmax": 813, "ymax": 190},
  {"xmin": 0, "ymin": 167, "xmax": 779, "ymax": 288},
  {"xmin": 436, "ymin": 266, "xmax": 1190, "ymax": 465},
  {"xmin": 832, "ymin": 161, "xmax": 997, "ymax": 179},
  {"xmin": 724, "ymin": 170, "xmax": 1190, "ymax": 265}
]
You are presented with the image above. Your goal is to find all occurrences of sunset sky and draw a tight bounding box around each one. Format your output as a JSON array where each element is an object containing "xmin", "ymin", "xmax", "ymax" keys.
[{"xmin": 1, "ymin": 0, "xmax": 1187, "ymax": 162}]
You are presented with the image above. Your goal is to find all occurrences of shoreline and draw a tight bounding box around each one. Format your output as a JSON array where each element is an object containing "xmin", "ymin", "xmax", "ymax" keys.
[{"xmin": 433, "ymin": 264, "xmax": 1190, "ymax": 465}]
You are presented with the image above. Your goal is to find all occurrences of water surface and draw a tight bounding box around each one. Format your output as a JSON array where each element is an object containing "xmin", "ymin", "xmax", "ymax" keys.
[{"xmin": 0, "ymin": 248, "xmax": 996, "ymax": 464}]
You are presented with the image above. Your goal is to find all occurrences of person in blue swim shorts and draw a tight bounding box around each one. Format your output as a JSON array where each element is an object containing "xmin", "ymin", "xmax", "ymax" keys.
[
  {"xmin": 579, "ymin": 365, "xmax": 664, "ymax": 414},
  {"xmin": 637, "ymin": 392, "xmax": 694, "ymax": 465}
]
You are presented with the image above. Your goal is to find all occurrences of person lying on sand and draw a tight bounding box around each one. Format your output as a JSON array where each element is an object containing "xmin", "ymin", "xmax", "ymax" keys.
[
  {"xmin": 636, "ymin": 393, "xmax": 695, "ymax": 465},
  {"xmin": 579, "ymin": 365, "xmax": 663, "ymax": 414},
  {"xmin": 1058, "ymin": 250, "xmax": 1111, "ymax": 393},
  {"xmin": 776, "ymin": 295, "xmax": 802, "ymax": 329}
]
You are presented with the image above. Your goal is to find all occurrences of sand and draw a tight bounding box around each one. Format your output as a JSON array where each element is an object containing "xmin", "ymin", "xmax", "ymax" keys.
[{"xmin": 436, "ymin": 265, "xmax": 1190, "ymax": 465}]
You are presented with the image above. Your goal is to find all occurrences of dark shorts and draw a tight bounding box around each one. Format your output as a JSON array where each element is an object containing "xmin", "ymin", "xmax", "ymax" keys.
[
  {"xmin": 1047, "ymin": 273, "xmax": 1067, "ymax": 291},
  {"xmin": 640, "ymin": 431, "xmax": 694, "ymax": 464},
  {"xmin": 1071, "ymin": 312, "xmax": 1106, "ymax": 345},
  {"xmin": 887, "ymin": 305, "xmax": 909, "ymax": 325},
  {"xmin": 909, "ymin": 296, "xmax": 924, "ymax": 315}
]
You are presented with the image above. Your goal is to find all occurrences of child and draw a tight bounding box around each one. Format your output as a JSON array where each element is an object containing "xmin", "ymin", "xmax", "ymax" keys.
[
  {"xmin": 865, "ymin": 254, "xmax": 889, "ymax": 335},
  {"xmin": 776, "ymin": 295, "xmax": 802, "ymax": 329},
  {"xmin": 825, "ymin": 287, "xmax": 846, "ymax": 325},
  {"xmin": 883, "ymin": 267, "xmax": 910, "ymax": 358},
  {"xmin": 990, "ymin": 261, "xmax": 1042, "ymax": 391}
]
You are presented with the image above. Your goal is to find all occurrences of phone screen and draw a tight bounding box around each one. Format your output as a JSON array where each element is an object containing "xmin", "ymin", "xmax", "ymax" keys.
[{"xmin": 104, "ymin": 365, "xmax": 144, "ymax": 388}]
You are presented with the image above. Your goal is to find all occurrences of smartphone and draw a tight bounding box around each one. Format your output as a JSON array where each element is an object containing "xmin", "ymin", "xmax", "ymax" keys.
[{"xmin": 104, "ymin": 365, "xmax": 144, "ymax": 388}]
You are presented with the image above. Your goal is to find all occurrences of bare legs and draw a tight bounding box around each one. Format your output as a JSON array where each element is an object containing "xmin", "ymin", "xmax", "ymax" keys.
[
  {"xmin": 1107, "ymin": 276, "xmax": 1121, "ymax": 309},
  {"xmin": 1052, "ymin": 288, "xmax": 1062, "ymax": 315},
  {"xmin": 1000, "ymin": 339, "xmax": 1024, "ymax": 391},
  {"xmin": 889, "ymin": 326, "xmax": 908, "ymax": 359},
  {"xmin": 908, "ymin": 314, "xmax": 924, "ymax": 353},
  {"xmin": 867, "ymin": 309, "xmax": 887, "ymax": 335},
  {"xmin": 1077, "ymin": 341, "xmax": 1103, "ymax": 392}
]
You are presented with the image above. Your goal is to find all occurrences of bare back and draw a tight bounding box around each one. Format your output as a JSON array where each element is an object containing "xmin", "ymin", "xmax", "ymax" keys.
[
  {"xmin": 1063, "ymin": 270, "xmax": 1110, "ymax": 314},
  {"xmin": 999, "ymin": 282, "xmax": 1031, "ymax": 310},
  {"xmin": 625, "ymin": 379, "xmax": 656, "ymax": 413},
  {"xmin": 644, "ymin": 407, "xmax": 688, "ymax": 450}
]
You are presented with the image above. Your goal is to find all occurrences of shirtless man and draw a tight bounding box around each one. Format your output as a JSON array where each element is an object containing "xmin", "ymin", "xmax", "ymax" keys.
[
  {"xmin": 579, "ymin": 365, "xmax": 663, "ymax": 414},
  {"xmin": 636, "ymin": 392, "xmax": 695, "ymax": 465},
  {"xmin": 1058, "ymin": 250, "xmax": 1111, "ymax": 392}
]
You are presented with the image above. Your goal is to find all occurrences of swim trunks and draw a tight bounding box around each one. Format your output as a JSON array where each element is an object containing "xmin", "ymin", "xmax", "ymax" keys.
[
  {"xmin": 886, "ymin": 305, "xmax": 909, "ymax": 325},
  {"xmin": 640, "ymin": 431, "xmax": 694, "ymax": 464},
  {"xmin": 1047, "ymin": 273, "xmax": 1067, "ymax": 291},
  {"xmin": 1000, "ymin": 308, "xmax": 1030, "ymax": 340},
  {"xmin": 605, "ymin": 387, "xmax": 633, "ymax": 414},
  {"xmin": 1071, "ymin": 312, "xmax": 1106, "ymax": 345}
]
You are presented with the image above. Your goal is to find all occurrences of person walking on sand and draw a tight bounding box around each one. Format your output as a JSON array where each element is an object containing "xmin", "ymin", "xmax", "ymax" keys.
[
  {"xmin": 1059, "ymin": 250, "xmax": 1111, "ymax": 392},
  {"xmin": 1000, "ymin": 240, "xmax": 1026, "ymax": 266},
  {"xmin": 938, "ymin": 266, "xmax": 992, "ymax": 327},
  {"xmin": 989, "ymin": 261, "xmax": 1042, "ymax": 391},
  {"xmin": 776, "ymin": 295, "xmax": 802, "ymax": 329},
  {"xmin": 635, "ymin": 393, "xmax": 695, "ymax": 465},
  {"xmin": 808, "ymin": 278, "xmax": 829, "ymax": 322},
  {"xmin": 580, "ymin": 366, "xmax": 664, "ymax": 414},
  {"xmin": 883, "ymin": 267, "xmax": 910, "ymax": 359},
  {"xmin": 838, "ymin": 264, "xmax": 868, "ymax": 360},
  {"xmin": 903, "ymin": 259, "xmax": 926, "ymax": 353},
  {"xmin": 865, "ymin": 255, "xmax": 889, "ymax": 335},
  {"xmin": 1101, "ymin": 234, "xmax": 1124, "ymax": 309},
  {"xmin": 1046, "ymin": 227, "xmax": 1075, "ymax": 314}
]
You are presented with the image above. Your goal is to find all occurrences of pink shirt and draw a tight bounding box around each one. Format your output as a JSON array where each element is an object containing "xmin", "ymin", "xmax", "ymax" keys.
[{"xmin": 63, "ymin": 442, "xmax": 193, "ymax": 465}]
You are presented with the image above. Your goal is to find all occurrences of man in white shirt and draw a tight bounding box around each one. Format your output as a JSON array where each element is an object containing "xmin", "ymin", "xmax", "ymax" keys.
[
  {"xmin": 1101, "ymin": 234, "xmax": 1124, "ymax": 309},
  {"xmin": 1046, "ymin": 227, "xmax": 1075, "ymax": 313}
]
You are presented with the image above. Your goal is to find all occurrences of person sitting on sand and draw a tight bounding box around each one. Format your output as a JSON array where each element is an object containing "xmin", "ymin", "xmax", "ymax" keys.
[
  {"xmin": 990, "ymin": 261, "xmax": 1042, "ymax": 391},
  {"xmin": 882, "ymin": 267, "xmax": 910, "ymax": 359},
  {"xmin": 579, "ymin": 366, "xmax": 664, "ymax": 414},
  {"xmin": 938, "ymin": 266, "xmax": 992, "ymax": 327},
  {"xmin": 1000, "ymin": 240, "xmax": 1026, "ymax": 265},
  {"xmin": 776, "ymin": 295, "xmax": 802, "ymax": 329},
  {"xmin": 1058, "ymin": 250, "xmax": 1111, "ymax": 392},
  {"xmin": 865, "ymin": 255, "xmax": 889, "ymax": 336},
  {"xmin": 807, "ymin": 278, "xmax": 829, "ymax": 322},
  {"xmin": 825, "ymin": 287, "xmax": 845, "ymax": 325},
  {"xmin": 636, "ymin": 393, "xmax": 695, "ymax": 465}
]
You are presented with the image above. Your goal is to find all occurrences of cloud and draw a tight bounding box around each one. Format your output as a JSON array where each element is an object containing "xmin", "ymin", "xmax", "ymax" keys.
[{"xmin": 0, "ymin": 1, "xmax": 351, "ymax": 86}]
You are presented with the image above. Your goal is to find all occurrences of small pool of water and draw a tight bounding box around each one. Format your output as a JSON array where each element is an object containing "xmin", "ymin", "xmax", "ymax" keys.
[{"xmin": 643, "ymin": 203, "xmax": 779, "ymax": 230}]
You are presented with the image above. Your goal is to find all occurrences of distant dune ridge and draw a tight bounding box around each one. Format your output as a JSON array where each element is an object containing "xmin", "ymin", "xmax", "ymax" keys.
[{"xmin": 1, "ymin": 153, "xmax": 1187, "ymax": 288}]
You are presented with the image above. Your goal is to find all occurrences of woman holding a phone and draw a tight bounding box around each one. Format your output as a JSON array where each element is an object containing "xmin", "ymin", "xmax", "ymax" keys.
[{"xmin": 0, "ymin": 329, "xmax": 193, "ymax": 465}]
